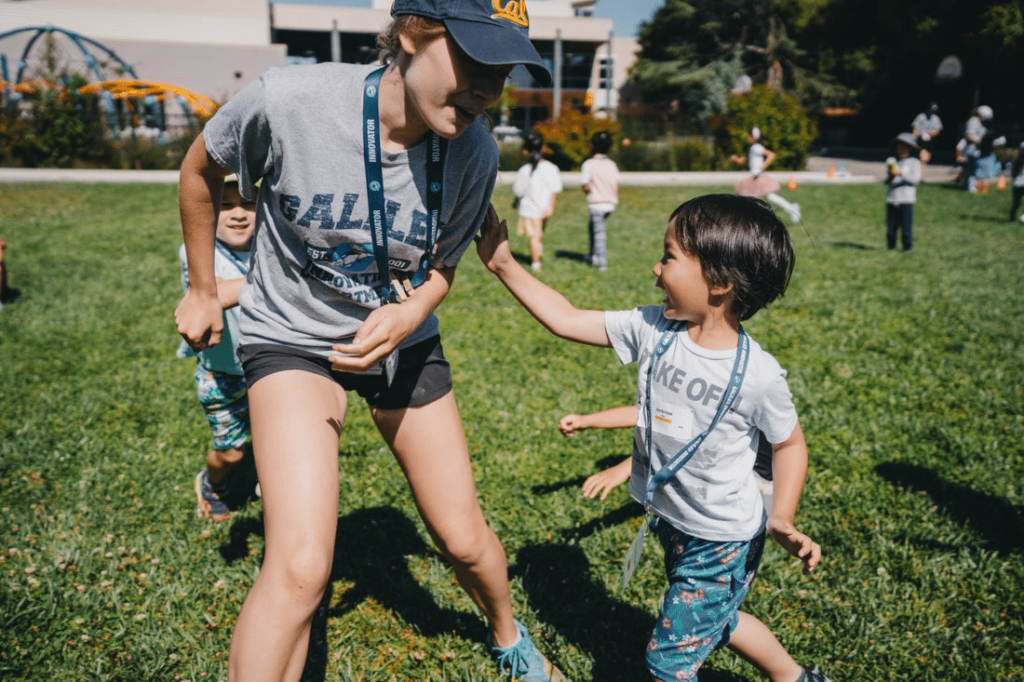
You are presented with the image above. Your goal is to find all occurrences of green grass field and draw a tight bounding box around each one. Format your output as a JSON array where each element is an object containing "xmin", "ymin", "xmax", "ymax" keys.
[{"xmin": 1, "ymin": 179, "xmax": 1022, "ymax": 681}]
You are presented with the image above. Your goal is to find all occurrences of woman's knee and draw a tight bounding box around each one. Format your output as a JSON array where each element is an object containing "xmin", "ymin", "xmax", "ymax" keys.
[
  {"xmin": 433, "ymin": 520, "xmax": 498, "ymax": 568},
  {"xmin": 264, "ymin": 543, "xmax": 334, "ymax": 608}
]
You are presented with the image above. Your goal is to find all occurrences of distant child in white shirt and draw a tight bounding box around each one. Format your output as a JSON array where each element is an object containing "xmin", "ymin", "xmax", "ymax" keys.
[
  {"xmin": 884, "ymin": 133, "xmax": 922, "ymax": 252},
  {"xmin": 513, "ymin": 132, "xmax": 563, "ymax": 271}
]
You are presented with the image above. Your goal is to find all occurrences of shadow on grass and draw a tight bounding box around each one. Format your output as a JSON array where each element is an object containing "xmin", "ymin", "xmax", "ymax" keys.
[
  {"xmin": 828, "ymin": 241, "xmax": 875, "ymax": 250},
  {"xmin": 1, "ymin": 286, "xmax": 21, "ymax": 305},
  {"xmin": 958, "ymin": 213, "xmax": 1016, "ymax": 223},
  {"xmin": 554, "ymin": 249, "xmax": 592, "ymax": 265},
  {"xmin": 875, "ymin": 462, "xmax": 1024, "ymax": 555},
  {"xmin": 220, "ymin": 506, "xmax": 486, "ymax": 682},
  {"xmin": 514, "ymin": 543, "xmax": 748, "ymax": 682}
]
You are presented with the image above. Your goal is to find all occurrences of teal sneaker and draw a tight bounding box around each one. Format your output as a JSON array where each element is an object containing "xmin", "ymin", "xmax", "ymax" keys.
[
  {"xmin": 800, "ymin": 666, "xmax": 832, "ymax": 682},
  {"xmin": 194, "ymin": 471, "xmax": 231, "ymax": 521},
  {"xmin": 490, "ymin": 620, "xmax": 566, "ymax": 682}
]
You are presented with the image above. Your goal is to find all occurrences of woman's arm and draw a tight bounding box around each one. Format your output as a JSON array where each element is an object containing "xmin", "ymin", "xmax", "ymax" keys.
[{"xmin": 175, "ymin": 133, "xmax": 233, "ymax": 351}]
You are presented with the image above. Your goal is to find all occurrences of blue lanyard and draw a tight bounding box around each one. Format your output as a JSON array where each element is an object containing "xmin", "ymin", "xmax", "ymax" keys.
[
  {"xmin": 362, "ymin": 66, "xmax": 447, "ymax": 303},
  {"xmin": 214, "ymin": 240, "xmax": 250, "ymax": 275},
  {"xmin": 643, "ymin": 325, "xmax": 750, "ymax": 507}
]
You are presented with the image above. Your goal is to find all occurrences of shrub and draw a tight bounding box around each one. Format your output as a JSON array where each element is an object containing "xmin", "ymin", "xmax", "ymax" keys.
[
  {"xmin": 497, "ymin": 140, "xmax": 525, "ymax": 172},
  {"xmin": 5, "ymin": 80, "xmax": 111, "ymax": 168},
  {"xmin": 617, "ymin": 136, "xmax": 715, "ymax": 172},
  {"xmin": 532, "ymin": 109, "xmax": 621, "ymax": 171},
  {"xmin": 108, "ymin": 124, "xmax": 201, "ymax": 171},
  {"xmin": 716, "ymin": 85, "xmax": 817, "ymax": 170}
]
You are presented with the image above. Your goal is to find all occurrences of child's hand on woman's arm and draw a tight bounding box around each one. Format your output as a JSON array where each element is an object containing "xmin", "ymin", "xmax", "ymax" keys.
[{"xmin": 475, "ymin": 203, "xmax": 514, "ymax": 274}]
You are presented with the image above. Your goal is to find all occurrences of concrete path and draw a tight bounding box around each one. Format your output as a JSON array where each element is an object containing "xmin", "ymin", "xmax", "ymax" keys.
[{"xmin": 0, "ymin": 158, "xmax": 956, "ymax": 187}]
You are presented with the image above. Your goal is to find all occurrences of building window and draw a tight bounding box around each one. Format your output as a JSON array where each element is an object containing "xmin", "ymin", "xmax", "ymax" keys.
[
  {"xmin": 509, "ymin": 50, "xmax": 595, "ymax": 90},
  {"xmin": 508, "ymin": 105, "xmax": 549, "ymax": 133},
  {"xmin": 597, "ymin": 55, "xmax": 614, "ymax": 90}
]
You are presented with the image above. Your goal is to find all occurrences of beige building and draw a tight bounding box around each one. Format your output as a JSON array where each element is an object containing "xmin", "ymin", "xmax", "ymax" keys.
[{"xmin": 0, "ymin": 0, "xmax": 636, "ymax": 131}]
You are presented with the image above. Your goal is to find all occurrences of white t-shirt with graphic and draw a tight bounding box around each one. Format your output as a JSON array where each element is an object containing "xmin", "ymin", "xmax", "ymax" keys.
[{"xmin": 606, "ymin": 306, "xmax": 798, "ymax": 541}]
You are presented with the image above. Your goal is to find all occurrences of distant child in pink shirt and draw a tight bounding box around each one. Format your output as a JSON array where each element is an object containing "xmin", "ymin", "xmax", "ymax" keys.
[{"xmin": 580, "ymin": 131, "xmax": 620, "ymax": 271}]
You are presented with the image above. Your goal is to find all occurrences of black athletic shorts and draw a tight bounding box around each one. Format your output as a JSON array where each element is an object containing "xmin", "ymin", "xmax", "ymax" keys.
[{"xmin": 237, "ymin": 335, "xmax": 452, "ymax": 410}]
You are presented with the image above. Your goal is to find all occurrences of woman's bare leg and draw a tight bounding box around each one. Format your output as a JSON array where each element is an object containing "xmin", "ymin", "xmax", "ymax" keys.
[
  {"xmin": 372, "ymin": 392, "xmax": 519, "ymax": 646},
  {"xmin": 227, "ymin": 370, "xmax": 348, "ymax": 682}
]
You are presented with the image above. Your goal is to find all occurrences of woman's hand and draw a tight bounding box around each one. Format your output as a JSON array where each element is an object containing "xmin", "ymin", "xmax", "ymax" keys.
[
  {"xmin": 175, "ymin": 289, "xmax": 224, "ymax": 352},
  {"xmin": 328, "ymin": 300, "xmax": 422, "ymax": 373}
]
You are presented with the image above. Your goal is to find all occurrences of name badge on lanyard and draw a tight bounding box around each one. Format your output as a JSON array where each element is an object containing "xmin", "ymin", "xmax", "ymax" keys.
[
  {"xmin": 621, "ymin": 325, "xmax": 750, "ymax": 590},
  {"xmin": 362, "ymin": 66, "xmax": 447, "ymax": 384}
]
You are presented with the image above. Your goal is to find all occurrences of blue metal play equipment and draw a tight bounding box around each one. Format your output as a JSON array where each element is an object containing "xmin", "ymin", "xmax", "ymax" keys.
[{"xmin": 0, "ymin": 25, "xmax": 216, "ymax": 139}]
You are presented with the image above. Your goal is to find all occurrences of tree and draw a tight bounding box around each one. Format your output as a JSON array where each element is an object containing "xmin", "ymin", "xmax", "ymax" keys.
[
  {"xmin": 630, "ymin": 0, "xmax": 839, "ymax": 130},
  {"xmin": 630, "ymin": 0, "xmax": 1024, "ymax": 146}
]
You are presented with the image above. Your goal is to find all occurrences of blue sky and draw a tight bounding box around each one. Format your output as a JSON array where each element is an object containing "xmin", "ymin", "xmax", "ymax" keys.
[{"xmin": 270, "ymin": 1, "xmax": 662, "ymax": 37}]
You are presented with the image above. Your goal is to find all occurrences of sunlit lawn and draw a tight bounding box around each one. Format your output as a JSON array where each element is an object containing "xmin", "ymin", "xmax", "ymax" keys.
[{"xmin": 1, "ymin": 178, "xmax": 1021, "ymax": 681}]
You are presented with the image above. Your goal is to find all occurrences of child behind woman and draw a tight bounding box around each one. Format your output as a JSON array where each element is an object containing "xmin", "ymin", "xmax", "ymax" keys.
[
  {"xmin": 478, "ymin": 193, "xmax": 828, "ymax": 682},
  {"xmin": 178, "ymin": 175, "xmax": 257, "ymax": 521}
]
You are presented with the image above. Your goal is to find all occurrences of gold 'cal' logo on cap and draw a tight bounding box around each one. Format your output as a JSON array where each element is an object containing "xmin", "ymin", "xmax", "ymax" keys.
[{"xmin": 492, "ymin": 0, "xmax": 529, "ymax": 27}]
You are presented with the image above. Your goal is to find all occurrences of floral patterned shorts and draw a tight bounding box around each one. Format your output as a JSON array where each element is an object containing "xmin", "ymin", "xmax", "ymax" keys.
[
  {"xmin": 646, "ymin": 521, "xmax": 766, "ymax": 681},
  {"xmin": 194, "ymin": 361, "xmax": 250, "ymax": 451}
]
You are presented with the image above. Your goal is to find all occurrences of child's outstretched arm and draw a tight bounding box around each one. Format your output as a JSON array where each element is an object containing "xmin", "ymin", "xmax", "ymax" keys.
[
  {"xmin": 582, "ymin": 457, "xmax": 631, "ymax": 500},
  {"xmin": 477, "ymin": 203, "xmax": 609, "ymax": 347},
  {"xmin": 767, "ymin": 421, "xmax": 821, "ymax": 574},
  {"xmin": 176, "ymin": 133, "xmax": 232, "ymax": 352},
  {"xmin": 559, "ymin": 405, "xmax": 637, "ymax": 437}
]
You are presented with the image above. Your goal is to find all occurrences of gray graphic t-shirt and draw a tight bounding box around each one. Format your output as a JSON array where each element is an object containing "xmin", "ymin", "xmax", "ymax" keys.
[{"xmin": 203, "ymin": 63, "xmax": 497, "ymax": 357}]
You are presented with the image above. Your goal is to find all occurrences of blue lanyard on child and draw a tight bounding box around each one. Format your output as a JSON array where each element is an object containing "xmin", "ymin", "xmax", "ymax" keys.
[
  {"xmin": 643, "ymin": 325, "xmax": 750, "ymax": 507},
  {"xmin": 361, "ymin": 66, "xmax": 447, "ymax": 304},
  {"xmin": 621, "ymin": 323, "xmax": 749, "ymax": 590},
  {"xmin": 214, "ymin": 240, "xmax": 250, "ymax": 276}
]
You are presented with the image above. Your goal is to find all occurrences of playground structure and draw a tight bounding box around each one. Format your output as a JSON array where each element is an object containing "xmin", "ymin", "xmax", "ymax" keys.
[{"xmin": 0, "ymin": 25, "xmax": 218, "ymax": 140}]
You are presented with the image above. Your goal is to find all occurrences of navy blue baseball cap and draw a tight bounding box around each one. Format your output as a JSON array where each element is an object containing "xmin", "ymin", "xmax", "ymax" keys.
[{"xmin": 391, "ymin": 0, "xmax": 552, "ymax": 86}]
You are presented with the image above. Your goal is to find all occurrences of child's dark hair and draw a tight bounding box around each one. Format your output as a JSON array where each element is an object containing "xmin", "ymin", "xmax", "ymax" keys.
[
  {"xmin": 591, "ymin": 131, "xmax": 612, "ymax": 155},
  {"xmin": 523, "ymin": 132, "xmax": 545, "ymax": 172},
  {"xmin": 669, "ymin": 194, "xmax": 794, "ymax": 321}
]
